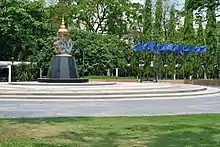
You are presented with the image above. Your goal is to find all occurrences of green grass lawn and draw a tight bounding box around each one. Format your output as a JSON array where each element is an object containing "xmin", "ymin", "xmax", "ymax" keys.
[{"xmin": 1, "ymin": 115, "xmax": 220, "ymax": 147}]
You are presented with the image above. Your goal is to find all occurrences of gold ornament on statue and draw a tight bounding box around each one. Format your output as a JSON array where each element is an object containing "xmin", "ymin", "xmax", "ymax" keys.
[{"xmin": 54, "ymin": 15, "xmax": 72, "ymax": 55}]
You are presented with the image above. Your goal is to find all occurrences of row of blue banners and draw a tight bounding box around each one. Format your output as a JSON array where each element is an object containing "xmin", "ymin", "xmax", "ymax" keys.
[{"xmin": 133, "ymin": 41, "xmax": 207, "ymax": 56}]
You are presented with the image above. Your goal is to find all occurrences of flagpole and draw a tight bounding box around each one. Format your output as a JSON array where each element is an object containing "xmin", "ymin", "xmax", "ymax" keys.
[
  {"xmin": 138, "ymin": 37, "xmax": 143, "ymax": 83},
  {"xmin": 193, "ymin": 53, "xmax": 196, "ymax": 79},
  {"xmin": 164, "ymin": 52, "xmax": 167, "ymax": 79},
  {"xmin": 82, "ymin": 48, "xmax": 84, "ymax": 78},
  {"xmin": 183, "ymin": 54, "xmax": 185, "ymax": 79},
  {"xmin": 198, "ymin": 53, "xmax": 200, "ymax": 79},
  {"xmin": 172, "ymin": 53, "xmax": 175, "ymax": 80},
  {"xmin": 177, "ymin": 55, "xmax": 180, "ymax": 80}
]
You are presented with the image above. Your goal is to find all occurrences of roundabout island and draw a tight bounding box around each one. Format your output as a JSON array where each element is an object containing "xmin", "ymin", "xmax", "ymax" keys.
[
  {"xmin": 1, "ymin": 81, "xmax": 220, "ymax": 118},
  {"xmin": 37, "ymin": 16, "xmax": 88, "ymax": 83},
  {"xmin": 1, "ymin": 16, "xmax": 220, "ymax": 118}
]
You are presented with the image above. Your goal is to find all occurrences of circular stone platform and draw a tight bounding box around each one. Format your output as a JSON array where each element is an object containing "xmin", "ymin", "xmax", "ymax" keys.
[
  {"xmin": 0, "ymin": 82, "xmax": 220, "ymax": 99},
  {"xmin": 38, "ymin": 78, "xmax": 89, "ymax": 83},
  {"xmin": 9, "ymin": 81, "xmax": 116, "ymax": 86}
]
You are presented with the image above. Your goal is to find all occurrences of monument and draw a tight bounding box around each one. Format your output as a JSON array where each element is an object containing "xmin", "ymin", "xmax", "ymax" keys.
[{"xmin": 38, "ymin": 16, "xmax": 88, "ymax": 83}]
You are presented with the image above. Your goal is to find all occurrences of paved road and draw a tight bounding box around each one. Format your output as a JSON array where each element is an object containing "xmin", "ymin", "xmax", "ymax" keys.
[{"xmin": 1, "ymin": 95, "xmax": 220, "ymax": 118}]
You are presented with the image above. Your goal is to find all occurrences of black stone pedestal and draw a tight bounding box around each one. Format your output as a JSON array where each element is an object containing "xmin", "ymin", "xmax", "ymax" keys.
[{"xmin": 38, "ymin": 55, "xmax": 88, "ymax": 83}]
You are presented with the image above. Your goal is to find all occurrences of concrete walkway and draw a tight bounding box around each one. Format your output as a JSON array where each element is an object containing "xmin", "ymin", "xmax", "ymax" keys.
[
  {"xmin": 0, "ymin": 93, "xmax": 220, "ymax": 118},
  {"xmin": 0, "ymin": 82, "xmax": 220, "ymax": 118}
]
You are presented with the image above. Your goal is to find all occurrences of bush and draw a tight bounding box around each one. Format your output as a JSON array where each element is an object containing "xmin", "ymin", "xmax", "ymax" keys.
[{"xmin": 12, "ymin": 62, "xmax": 39, "ymax": 82}]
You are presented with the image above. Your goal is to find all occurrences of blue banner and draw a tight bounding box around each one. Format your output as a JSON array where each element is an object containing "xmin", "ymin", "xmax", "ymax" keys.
[
  {"xmin": 133, "ymin": 41, "xmax": 207, "ymax": 55},
  {"xmin": 133, "ymin": 44, "xmax": 144, "ymax": 51},
  {"xmin": 143, "ymin": 41, "xmax": 154, "ymax": 52}
]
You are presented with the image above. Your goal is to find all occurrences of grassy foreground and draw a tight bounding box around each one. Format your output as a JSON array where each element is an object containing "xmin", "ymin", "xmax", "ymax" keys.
[{"xmin": 0, "ymin": 115, "xmax": 220, "ymax": 147}]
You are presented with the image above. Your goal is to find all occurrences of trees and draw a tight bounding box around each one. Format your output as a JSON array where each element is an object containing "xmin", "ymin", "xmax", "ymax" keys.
[
  {"xmin": 0, "ymin": 0, "xmax": 219, "ymax": 78},
  {"xmin": 143, "ymin": 0, "xmax": 152, "ymax": 42},
  {"xmin": 167, "ymin": 5, "xmax": 176, "ymax": 43},
  {"xmin": 196, "ymin": 16, "xmax": 205, "ymax": 45},
  {"xmin": 188, "ymin": 0, "xmax": 220, "ymax": 10},
  {"xmin": 37, "ymin": 28, "xmax": 129, "ymax": 75},
  {"xmin": 154, "ymin": 0, "xmax": 164, "ymax": 43},
  {"xmin": 0, "ymin": 0, "xmax": 49, "ymax": 61},
  {"xmin": 183, "ymin": 0, "xmax": 195, "ymax": 45},
  {"xmin": 205, "ymin": 4, "xmax": 218, "ymax": 77},
  {"xmin": 69, "ymin": 29, "xmax": 129, "ymax": 75},
  {"xmin": 73, "ymin": 0, "xmax": 132, "ymax": 38}
]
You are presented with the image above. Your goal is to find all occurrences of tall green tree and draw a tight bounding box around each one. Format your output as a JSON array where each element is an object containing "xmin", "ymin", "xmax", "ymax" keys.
[
  {"xmin": 183, "ymin": 0, "xmax": 195, "ymax": 45},
  {"xmin": 196, "ymin": 16, "xmax": 205, "ymax": 45},
  {"xmin": 188, "ymin": 0, "xmax": 219, "ymax": 12},
  {"xmin": 205, "ymin": 5, "xmax": 217, "ymax": 53},
  {"xmin": 143, "ymin": 0, "xmax": 152, "ymax": 42},
  {"xmin": 154, "ymin": 0, "xmax": 164, "ymax": 43},
  {"xmin": 0, "ymin": 0, "xmax": 49, "ymax": 61},
  {"xmin": 167, "ymin": 5, "xmax": 176, "ymax": 43},
  {"xmin": 217, "ymin": 21, "xmax": 220, "ymax": 45},
  {"xmin": 162, "ymin": 0, "xmax": 171, "ymax": 42},
  {"xmin": 205, "ymin": 4, "xmax": 218, "ymax": 77}
]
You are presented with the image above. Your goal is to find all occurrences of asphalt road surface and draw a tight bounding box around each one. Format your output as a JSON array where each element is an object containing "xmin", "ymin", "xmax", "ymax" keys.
[{"xmin": 1, "ymin": 94, "xmax": 220, "ymax": 118}]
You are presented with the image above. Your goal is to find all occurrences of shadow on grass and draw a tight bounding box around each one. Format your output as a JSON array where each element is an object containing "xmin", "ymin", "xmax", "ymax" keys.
[
  {"xmin": 1, "ymin": 117, "xmax": 220, "ymax": 147},
  {"xmin": 47, "ymin": 130, "xmax": 122, "ymax": 147},
  {"xmin": 30, "ymin": 124, "xmax": 220, "ymax": 147},
  {"xmin": 125, "ymin": 124, "xmax": 220, "ymax": 147}
]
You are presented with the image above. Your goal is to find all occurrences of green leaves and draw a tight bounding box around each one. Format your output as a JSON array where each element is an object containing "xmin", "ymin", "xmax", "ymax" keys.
[
  {"xmin": 143, "ymin": 0, "xmax": 153, "ymax": 42},
  {"xmin": 0, "ymin": 0, "xmax": 48, "ymax": 61},
  {"xmin": 183, "ymin": 0, "xmax": 195, "ymax": 45},
  {"xmin": 154, "ymin": 0, "xmax": 164, "ymax": 43},
  {"xmin": 196, "ymin": 17, "xmax": 205, "ymax": 45},
  {"xmin": 34, "ymin": 28, "xmax": 129, "ymax": 75},
  {"xmin": 167, "ymin": 5, "xmax": 176, "ymax": 43}
]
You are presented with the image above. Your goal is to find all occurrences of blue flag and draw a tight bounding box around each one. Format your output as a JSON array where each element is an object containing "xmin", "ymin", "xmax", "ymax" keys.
[
  {"xmin": 195, "ymin": 46, "xmax": 201, "ymax": 53},
  {"xmin": 166, "ymin": 44, "xmax": 174, "ymax": 52},
  {"xmin": 173, "ymin": 45, "xmax": 182, "ymax": 56},
  {"xmin": 190, "ymin": 46, "xmax": 196, "ymax": 53},
  {"xmin": 173, "ymin": 44, "xmax": 179, "ymax": 52},
  {"xmin": 196, "ymin": 46, "xmax": 207, "ymax": 54},
  {"xmin": 200, "ymin": 46, "xmax": 207, "ymax": 53},
  {"xmin": 143, "ymin": 41, "xmax": 154, "ymax": 52},
  {"xmin": 154, "ymin": 43, "xmax": 161, "ymax": 55},
  {"xmin": 179, "ymin": 44, "xmax": 184, "ymax": 53},
  {"xmin": 184, "ymin": 45, "xmax": 191, "ymax": 54},
  {"xmin": 133, "ymin": 44, "xmax": 143, "ymax": 51},
  {"xmin": 160, "ymin": 44, "xmax": 167, "ymax": 52}
]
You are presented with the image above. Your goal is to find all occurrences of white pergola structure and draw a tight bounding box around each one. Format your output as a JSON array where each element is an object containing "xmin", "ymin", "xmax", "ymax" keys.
[{"xmin": 0, "ymin": 61, "xmax": 33, "ymax": 83}]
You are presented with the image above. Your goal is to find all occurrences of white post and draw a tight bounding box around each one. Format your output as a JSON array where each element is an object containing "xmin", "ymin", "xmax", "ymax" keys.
[
  {"xmin": 7, "ymin": 65, "xmax": 11, "ymax": 83},
  {"xmin": 116, "ymin": 68, "xmax": 118, "ymax": 77},
  {"xmin": 173, "ymin": 74, "xmax": 176, "ymax": 80},
  {"xmin": 204, "ymin": 72, "xmax": 207, "ymax": 79},
  {"xmin": 40, "ymin": 67, "xmax": 43, "ymax": 78},
  {"xmin": 107, "ymin": 69, "xmax": 110, "ymax": 76}
]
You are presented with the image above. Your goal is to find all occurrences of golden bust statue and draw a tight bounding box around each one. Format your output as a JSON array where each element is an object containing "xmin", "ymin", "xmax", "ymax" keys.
[
  {"xmin": 57, "ymin": 15, "xmax": 69, "ymax": 43},
  {"xmin": 54, "ymin": 15, "xmax": 72, "ymax": 55}
]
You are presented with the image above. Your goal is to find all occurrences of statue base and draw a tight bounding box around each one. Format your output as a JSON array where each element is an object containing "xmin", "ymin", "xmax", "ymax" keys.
[
  {"xmin": 38, "ymin": 55, "xmax": 88, "ymax": 83},
  {"xmin": 38, "ymin": 78, "xmax": 89, "ymax": 83}
]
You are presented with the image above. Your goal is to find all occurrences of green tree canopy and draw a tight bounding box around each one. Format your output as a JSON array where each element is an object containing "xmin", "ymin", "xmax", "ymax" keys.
[
  {"xmin": 154, "ymin": 0, "xmax": 164, "ymax": 43},
  {"xmin": 167, "ymin": 5, "xmax": 176, "ymax": 43},
  {"xmin": 143, "ymin": 0, "xmax": 153, "ymax": 42},
  {"xmin": 0, "ymin": 0, "xmax": 49, "ymax": 61},
  {"xmin": 37, "ymin": 28, "xmax": 130, "ymax": 75},
  {"xmin": 196, "ymin": 16, "xmax": 205, "ymax": 45},
  {"xmin": 183, "ymin": 0, "xmax": 195, "ymax": 45}
]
